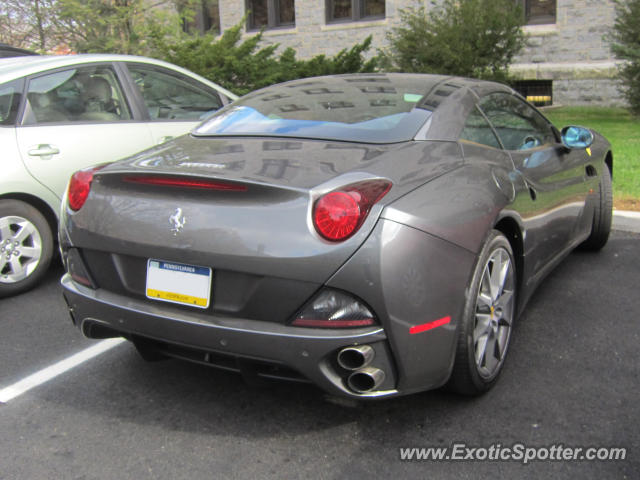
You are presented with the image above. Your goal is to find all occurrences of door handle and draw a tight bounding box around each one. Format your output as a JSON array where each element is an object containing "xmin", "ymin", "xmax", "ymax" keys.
[{"xmin": 28, "ymin": 144, "xmax": 60, "ymax": 158}]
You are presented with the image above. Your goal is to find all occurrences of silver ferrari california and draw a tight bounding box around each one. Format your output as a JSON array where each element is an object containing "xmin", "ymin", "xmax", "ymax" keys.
[{"xmin": 59, "ymin": 74, "xmax": 613, "ymax": 398}]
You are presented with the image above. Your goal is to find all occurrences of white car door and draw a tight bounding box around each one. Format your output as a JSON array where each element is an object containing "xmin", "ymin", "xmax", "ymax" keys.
[
  {"xmin": 124, "ymin": 63, "xmax": 227, "ymax": 145},
  {"xmin": 15, "ymin": 64, "xmax": 155, "ymax": 202}
]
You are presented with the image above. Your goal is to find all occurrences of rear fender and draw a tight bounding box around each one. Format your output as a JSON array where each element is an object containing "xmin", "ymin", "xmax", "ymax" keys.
[
  {"xmin": 381, "ymin": 163, "xmax": 517, "ymax": 254},
  {"xmin": 326, "ymin": 219, "xmax": 476, "ymax": 393}
]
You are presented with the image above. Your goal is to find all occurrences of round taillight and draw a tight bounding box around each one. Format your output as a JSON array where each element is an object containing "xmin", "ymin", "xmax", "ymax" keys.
[
  {"xmin": 314, "ymin": 191, "xmax": 360, "ymax": 241},
  {"xmin": 68, "ymin": 167, "xmax": 100, "ymax": 211},
  {"xmin": 312, "ymin": 180, "xmax": 392, "ymax": 242}
]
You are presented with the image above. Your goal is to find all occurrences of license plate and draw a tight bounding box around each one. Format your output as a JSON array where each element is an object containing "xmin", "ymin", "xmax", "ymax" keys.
[{"xmin": 146, "ymin": 259, "xmax": 212, "ymax": 309}]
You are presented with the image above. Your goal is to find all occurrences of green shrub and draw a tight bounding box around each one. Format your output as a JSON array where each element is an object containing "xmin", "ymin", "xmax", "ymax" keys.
[
  {"xmin": 277, "ymin": 36, "xmax": 377, "ymax": 80},
  {"xmin": 611, "ymin": 0, "xmax": 640, "ymax": 116},
  {"xmin": 150, "ymin": 23, "xmax": 278, "ymax": 96},
  {"xmin": 379, "ymin": 0, "xmax": 525, "ymax": 82},
  {"xmin": 152, "ymin": 23, "xmax": 377, "ymax": 96}
]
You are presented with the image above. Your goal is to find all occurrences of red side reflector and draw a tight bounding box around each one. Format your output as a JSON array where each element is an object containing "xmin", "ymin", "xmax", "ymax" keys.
[
  {"xmin": 409, "ymin": 316, "xmax": 451, "ymax": 334},
  {"xmin": 123, "ymin": 176, "xmax": 247, "ymax": 191},
  {"xmin": 71, "ymin": 272, "xmax": 93, "ymax": 288}
]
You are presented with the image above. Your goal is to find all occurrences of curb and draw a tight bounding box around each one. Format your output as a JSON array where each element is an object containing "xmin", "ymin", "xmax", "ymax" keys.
[{"xmin": 613, "ymin": 210, "xmax": 640, "ymax": 233}]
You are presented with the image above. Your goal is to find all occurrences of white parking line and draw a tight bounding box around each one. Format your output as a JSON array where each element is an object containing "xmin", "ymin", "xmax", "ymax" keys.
[
  {"xmin": 0, "ymin": 338, "xmax": 126, "ymax": 403},
  {"xmin": 613, "ymin": 210, "xmax": 640, "ymax": 234}
]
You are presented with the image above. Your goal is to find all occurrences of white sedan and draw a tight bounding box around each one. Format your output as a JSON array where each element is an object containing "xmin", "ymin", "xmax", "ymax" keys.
[{"xmin": 0, "ymin": 54, "xmax": 237, "ymax": 296}]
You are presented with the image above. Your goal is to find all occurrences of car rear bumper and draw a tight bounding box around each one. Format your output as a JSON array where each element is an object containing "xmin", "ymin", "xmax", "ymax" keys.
[{"xmin": 61, "ymin": 273, "xmax": 400, "ymax": 399}]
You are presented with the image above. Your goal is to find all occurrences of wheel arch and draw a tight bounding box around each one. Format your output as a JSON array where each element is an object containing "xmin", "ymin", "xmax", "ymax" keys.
[
  {"xmin": 493, "ymin": 215, "xmax": 524, "ymax": 309},
  {"xmin": 0, "ymin": 192, "xmax": 58, "ymax": 244},
  {"xmin": 604, "ymin": 151, "xmax": 613, "ymax": 177}
]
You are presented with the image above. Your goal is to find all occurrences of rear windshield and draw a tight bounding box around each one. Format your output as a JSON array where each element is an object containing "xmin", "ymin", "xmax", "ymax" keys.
[{"xmin": 194, "ymin": 75, "xmax": 434, "ymax": 143}]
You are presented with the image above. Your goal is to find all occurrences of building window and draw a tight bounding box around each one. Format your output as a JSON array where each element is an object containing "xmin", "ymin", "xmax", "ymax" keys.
[
  {"xmin": 326, "ymin": 0, "xmax": 385, "ymax": 23},
  {"xmin": 518, "ymin": 0, "xmax": 556, "ymax": 25},
  {"xmin": 181, "ymin": 0, "xmax": 220, "ymax": 35},
  {"xmin": 247, "ymin": 0, "xmax": 295, "ymax": 30},
  {"xmin": 513, "ymin": 80, "xmax": 553, "ymax": 107}
]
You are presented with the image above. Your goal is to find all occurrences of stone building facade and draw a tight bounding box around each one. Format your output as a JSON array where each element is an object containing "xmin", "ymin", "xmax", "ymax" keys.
[{"xmin": 214, "ymin": 0, "xmax": 622, "ymax": 106}]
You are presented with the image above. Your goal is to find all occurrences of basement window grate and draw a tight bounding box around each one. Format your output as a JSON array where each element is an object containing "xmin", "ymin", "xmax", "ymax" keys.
[{"xmin": 513, "ymin": 80, "xmax": 553, "ymax": 107}]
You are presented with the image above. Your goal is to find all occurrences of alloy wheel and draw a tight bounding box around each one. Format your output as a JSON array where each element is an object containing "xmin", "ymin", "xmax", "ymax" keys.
[
  {"xmin": 473, "ymin": 247, "xmax": 515, "ymax": 379},
  {"xmin": 0, "ymin": 215, "xmax": 43, "ymax": 284}
]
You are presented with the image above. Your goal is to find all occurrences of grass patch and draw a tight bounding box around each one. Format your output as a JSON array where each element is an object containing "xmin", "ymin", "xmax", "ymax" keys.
[{"xmin": 542, "ymin": 107, "xmax": 640, "ymax": 210}]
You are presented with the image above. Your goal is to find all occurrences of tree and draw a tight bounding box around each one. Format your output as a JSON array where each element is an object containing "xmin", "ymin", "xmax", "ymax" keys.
[
  {"xmin": 55, "ymin": 0, "xmax": 186, "ymax": 55},
  {"xmin": 152, "ymin": 22, "xmax": 377, "ymax": 95},
  {"xmin": 611, "ymin": 0, "xmax": 640, "ymax": 115},
  {"xmin": 0, "ymin": 0, "xmax": 58, "ymax": 52},
  {"xmin": 379, "ymin": 0, "xmax": 525, "ymax": 82},
  {"xmin": 151, "ymin": 23, "xmax": 282, "ymax": 95},
  {"xmin": 275, "ymin": 36, "xmax": 378, "ymax": 82},
  {"xmin": 0, "ymin": 0, "xmax": 196, "ymax": 55}
]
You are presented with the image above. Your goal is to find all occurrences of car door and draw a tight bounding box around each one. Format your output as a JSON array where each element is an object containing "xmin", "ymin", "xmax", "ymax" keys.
[
  {"xmin": 122, "ymin": 63, "xmax": 227, "ymax": 145},
  {"xmin": 478, "ymin": 92, "xmax": 590, "ymax": 272},
  {"xmin": 15, "ymin": 63, "xmax": 154, "ymax": 203}
]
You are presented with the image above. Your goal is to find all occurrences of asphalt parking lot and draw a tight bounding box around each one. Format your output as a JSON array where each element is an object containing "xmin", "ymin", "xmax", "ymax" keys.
[{"xmin": 1, "ymin": 229, "xmax": 638, "ymax": 479}]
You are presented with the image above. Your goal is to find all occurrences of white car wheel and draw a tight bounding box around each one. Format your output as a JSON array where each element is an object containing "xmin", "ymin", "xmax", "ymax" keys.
[{"xmin": 0, "ymin": 200, "xmax": 53, "ymax": 297}]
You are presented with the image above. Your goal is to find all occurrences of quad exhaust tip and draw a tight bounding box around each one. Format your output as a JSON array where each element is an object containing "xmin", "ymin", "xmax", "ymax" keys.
[
  {"xmin": 338, "ymin": 345, "xmax": 386, "ymax": 393},
  {"xmin": 337, "ymin": 344, "xmax": 375, "ymax": 370},
  {"xmin": 347, "ymin": 367, "xmax": 386, "ymax": 394}
]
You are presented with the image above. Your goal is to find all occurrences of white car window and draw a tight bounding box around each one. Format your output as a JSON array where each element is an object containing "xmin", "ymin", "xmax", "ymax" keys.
[
  {"xmin": 23, "ymin": 65, "xmax": 131, "ymax": 125},
  {"xmin": 127, "ymin": 64, "xmax": 223, "ymax": 121},
  {"xmin": 0, "ymin": 80, "xmax": 22, "ymax": 125}
]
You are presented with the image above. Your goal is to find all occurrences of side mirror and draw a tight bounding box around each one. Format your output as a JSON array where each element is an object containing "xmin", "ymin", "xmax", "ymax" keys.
[{"xmin": 561, "ymin": 126, "xmax": 594, "ymax": 149}]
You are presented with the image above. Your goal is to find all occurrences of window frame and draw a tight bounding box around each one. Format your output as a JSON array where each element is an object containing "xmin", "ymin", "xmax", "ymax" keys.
[
  {"xmin": 181, "ymin": 0, "xmax": 220, "ymax": 35},
  {"xmin": 517, "ymin": 0, "xmax": 556, "ymax": 26},
  {"xmin": 326, "ymin": 0, "xmax": 385, "ymax": 24},
  {"xmin": 246, "ymin": 0, "xmax": 296, "ymax": 31}
]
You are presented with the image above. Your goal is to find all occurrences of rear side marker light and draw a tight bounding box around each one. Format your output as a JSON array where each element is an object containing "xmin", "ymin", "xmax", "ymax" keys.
[
  {"xmin": 313, "ymin": 179, "xmax": 392, "ymax": 242},
  {"xmin": 409, "ymin": 316, "xmax": 451, "ymax": 334},
  {"xmin": 123, "ymin": 176, "xmax": 248, "ymax": 191}
]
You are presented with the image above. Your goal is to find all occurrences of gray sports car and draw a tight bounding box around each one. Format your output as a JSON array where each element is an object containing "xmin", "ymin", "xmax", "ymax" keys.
[{"xmin": 59, "ymin": 74, "xmax": 613, "ymax": 398}]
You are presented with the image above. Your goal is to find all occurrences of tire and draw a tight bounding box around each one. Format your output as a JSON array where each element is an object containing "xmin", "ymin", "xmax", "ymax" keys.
[
  {"xmin": 447, "ymin": 230, "xmax": 516, "ymax": 395},
  {"xmin": 0, "ymin": 199, "xmax": 54, "ymax": 298},
  {"xmin": 580, "ymin": 166, "xmax": 613, "ymax": 251}
]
